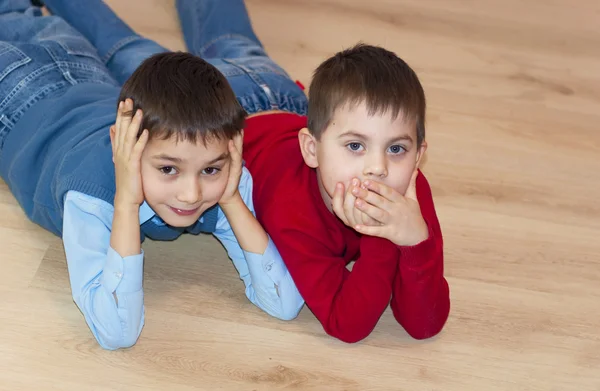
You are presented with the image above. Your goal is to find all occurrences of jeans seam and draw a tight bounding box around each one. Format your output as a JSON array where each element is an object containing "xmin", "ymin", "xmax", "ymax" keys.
[
  {"xmin": 222, "ymin": 58, "xmax": 279, "ymax": 110},
  {"xmin": 101, "ymin": 35, "xmax": 145, "ymax": 65},
  {"xmin": 198, "ymin": 34, "xmax": 263, "ymax": 58}
]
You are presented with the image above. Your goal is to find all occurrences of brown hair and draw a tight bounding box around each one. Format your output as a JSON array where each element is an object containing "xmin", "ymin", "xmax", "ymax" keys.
[
  {"xmin": 118, "ymin": 51, "xmax": 246, "ymax": 144},
  {"xmin": 307, "ymin": 43, "xmax": 426, "ymax": 146}
]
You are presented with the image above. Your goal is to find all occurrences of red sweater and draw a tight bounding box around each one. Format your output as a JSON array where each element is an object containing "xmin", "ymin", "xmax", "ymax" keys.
[{"xmin": 243, "ymin": 113, "xmax": 450, "ymax": 343}]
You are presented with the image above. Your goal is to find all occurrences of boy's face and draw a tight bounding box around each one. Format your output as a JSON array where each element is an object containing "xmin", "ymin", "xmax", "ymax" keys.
[
  {"xmin": 139, "ymin": 135, "xmax": 230, "ymax": 227},
  {"xmin": 300, "ymin": 101, "xmax": 426, "ymax": 211}
]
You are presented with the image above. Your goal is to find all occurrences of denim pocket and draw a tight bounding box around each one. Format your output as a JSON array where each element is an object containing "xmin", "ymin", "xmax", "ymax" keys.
[
  {"xmin": 0, "ymin": 43, "xmax": 31, "ymax": 83},
  {"xmin": 54, "ymin": 35, "xmax": 102, "ymax": 61}
]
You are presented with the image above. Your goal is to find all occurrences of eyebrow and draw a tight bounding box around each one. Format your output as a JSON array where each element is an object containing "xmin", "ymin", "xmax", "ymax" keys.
[
  {"xmin": 152, "ymin": 154, "xmax": 183, "ymax": 163},
  {"xmin": 338, "ymin": 130, "xmax": 413, "ymax": 143},
  {"xmin": 205, "ymin": 152, "xmax": 230, "ymax": 165},
  {"xmin": 151, "ymin": 152, "xmax": 229, "ymax": 165}
]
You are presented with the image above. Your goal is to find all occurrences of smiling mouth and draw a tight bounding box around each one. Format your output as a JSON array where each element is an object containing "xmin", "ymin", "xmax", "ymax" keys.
[{"xmin": 169, "ymin": 206, "xmax": 200, "ymax": 216}]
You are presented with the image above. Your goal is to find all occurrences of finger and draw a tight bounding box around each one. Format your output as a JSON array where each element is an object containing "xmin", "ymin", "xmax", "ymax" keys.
[
  {"xmin": 332, "ymin": 183, "xmax": 348, "ymax": 225},
  {"xmin": 353, "ymin": 200, "xmax": 365, "ymax": 227},
  {"xmin": 344, "ymin": 178, "xmax": 359, "ymax": 226},
  {"xmin": 125, "ymin": 108, "xmax": 143, "ymax": 152},
  {"xmin": 354, "ymin": 223, "xmax": 384, "ymax": 238},
  {"xmin": 404, "ymin": 169, "xmax": 419, "ymax": 201},
  {"xmin": 362, "ymin": 180, "xmax": 399, "ymax": 202},
  {"xmin": 235, "ymin": 130, "xmax": 244, "ymax": 154},
  {"xmin": 355, "ymin": 198, "xmax": 387, "ymax": 224},
  {"xmin": 229, "ymin": 137, "xmax": 242, "ymax": 162},
  {"xmin": 115, "ymin": 101, "xmax": 124, "ymax": 138},
  {"xmin": 109, "ymin": 125, "xmax": 116, "ymax": 156},
  {"xmin": 355, "ymin": 187, "xmax": 388, "ymax": 210},
  {"xmin": 131, "ymin": 129, "xmax": 149, "ymax": 161},
  {"xmin": 118, "ymin": 99, "xmax": 133, "ymax": 148}
]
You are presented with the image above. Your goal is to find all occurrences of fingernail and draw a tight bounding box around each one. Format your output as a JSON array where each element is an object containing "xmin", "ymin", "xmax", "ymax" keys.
[
  {"xmin": 363, "ymin": 180, "xmax": 370, "ymax": 187},
  {"xmin": 352, "ymin": 178, "xmax": 359, "ymax": 186},
  {"xmin": 355, "ymin": 200, "xmax": 362, "ymax": 207},
  {"xmin": 352, "ymin": 187, "xmax": 359, "ymax": 195}
]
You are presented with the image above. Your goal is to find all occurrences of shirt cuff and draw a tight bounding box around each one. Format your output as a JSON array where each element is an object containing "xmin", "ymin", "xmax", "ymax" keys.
[
  {"xmin": 397, "ymin": 224, "xmax": 437, "ymax": 267},
  {"xmin": 243, "ymin": 236, "xmax": 287, "ymax": 283},
  {"xmin": 101, "ymin": 247, "xmax": 145, "ymax": 293}
]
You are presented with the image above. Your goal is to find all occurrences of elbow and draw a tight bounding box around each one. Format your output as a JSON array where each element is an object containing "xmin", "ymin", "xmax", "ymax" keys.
[
  {"xmin": 323, "ymin": 315, "xmax": 375, "ymax": 344},
  {"xmin": 93, "ymin": 318, "xmax": 143, "ymax": 350},
  {"xmin": 72, "ymin": 293, "xmax": 144, "ymax": 350},
  {"xmin": 405, "ymin": 323, "xmax": 446, "ymax": 341},
  {"xmin": 400, "ymin": 303, "xmax": 450, "ymax": 341},
  {"xmin": 276, "ymin": 305, "xmax": 302, "ymax": 321},
  {"xmin": 96, "ymin": 331, "xmax": 140, "ymax": 351},
  {"xmin": 328, "ymin": 329, "xmax": 370, "ymax": 344},
  {"xmin": 268, "ymin": 298, "xmax": 304, "ymax": 321}
]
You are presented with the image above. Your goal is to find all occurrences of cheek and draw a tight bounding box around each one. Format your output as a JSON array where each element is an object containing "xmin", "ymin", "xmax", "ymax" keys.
[
  {"xmin": 202, "ymin": 175, "xmax": 229, "ymax": 202},
  {"xmin": 389, "ymin": 159, "xmax": 417, "ymax": 193},
  {"xmin": 140, "ymin": 165, "xmax": 168, "ymax": 201},
  {"xmin": 320, "ymin": 158, "xmax": 358, "ymax": 194}
]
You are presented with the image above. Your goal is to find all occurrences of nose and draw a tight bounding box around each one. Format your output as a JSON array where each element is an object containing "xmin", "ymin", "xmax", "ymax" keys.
[
  {"xmin": 363, "ymin": 151, "xmax": 388, "ymax": 178},
  {"xmin": 176, "ymin": 176, "xmax": 202, "ymax": 205}
]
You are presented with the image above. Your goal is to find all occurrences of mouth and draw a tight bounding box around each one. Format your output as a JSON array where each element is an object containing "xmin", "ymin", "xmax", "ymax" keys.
[{"xmin": 168, "ymin": 206, "xmax": 200, "ymax": 216}]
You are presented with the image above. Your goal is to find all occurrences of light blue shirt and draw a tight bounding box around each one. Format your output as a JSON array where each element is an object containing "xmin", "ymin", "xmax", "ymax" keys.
[{"xmin": 61, "ymin": 167, "xmax": 304, "ymax": 350}]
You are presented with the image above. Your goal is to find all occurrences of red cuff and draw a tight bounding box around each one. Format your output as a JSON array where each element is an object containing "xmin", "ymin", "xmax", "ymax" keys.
[{"xmin": 397, "ymin": 223, "xmax": 438, "ymax": 267}]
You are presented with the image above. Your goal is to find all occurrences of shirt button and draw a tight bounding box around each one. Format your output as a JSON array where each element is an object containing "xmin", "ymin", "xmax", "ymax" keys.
[
  {"xmin": 265, "ymin": 263, "xmax": 273, "ymax": 272},
  {"xmin": 114, "ymin": 272, "xmax": 122, "ymax": 278}
]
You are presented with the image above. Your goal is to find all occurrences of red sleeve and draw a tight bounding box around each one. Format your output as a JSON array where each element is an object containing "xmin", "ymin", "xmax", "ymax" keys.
[
  {"xmin": 390, "ymin": 171, "xmax": 450, "ymax": 339},
  {"xmin": 263, "ymin": 206, "xmax": 399, "ymax": 343}
]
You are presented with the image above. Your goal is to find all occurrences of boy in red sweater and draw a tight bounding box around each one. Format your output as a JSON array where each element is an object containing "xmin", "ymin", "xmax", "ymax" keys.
[
  {"xmin": 48, "ymin": 0, "xmax": 450, "ymax": 343},
  {"xmin": 242, "ymin": 45, "xmax": 451, "ymax": 343}
]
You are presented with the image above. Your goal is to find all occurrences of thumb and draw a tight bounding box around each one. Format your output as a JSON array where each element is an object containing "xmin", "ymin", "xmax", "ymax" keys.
[{"xmin": 404, "ymin": 169, "xmax": 419, "ymax": 201}]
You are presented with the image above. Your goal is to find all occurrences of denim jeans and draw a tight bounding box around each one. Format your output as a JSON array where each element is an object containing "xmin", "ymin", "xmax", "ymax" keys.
[
  {"xmin": 43, "ymin": 0, "xmax": 308, "ymax": 116},
  {"xmin": 0, "ymin": 0, "xmax": 118, "ymax": 150}
]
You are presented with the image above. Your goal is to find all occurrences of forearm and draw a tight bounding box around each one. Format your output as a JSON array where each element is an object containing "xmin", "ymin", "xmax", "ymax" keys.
[
  {"xmin": 241, "ymin": 237, "xmax": 304, "ymax": 320},
  {"xmin": 220, "ymin": 194, "xmax": 268, "ymax": 254},
  {"xmin": 110, "ymin": 202, "xmax": 141, "ymax": 258},
  {"xmin": 391, "ymin": 228, "xmax": 450, "ymax": 339},
  {"xmin": 74, "ymin": 255, "xmax": 145, "ymax": 350},
  {"xmin": 321, "ymin": 236, "xmax": 398, "ymax": 342},
  {"xmin": 63, "ymin": 192, "xmax": 145, "ymax": 350}
]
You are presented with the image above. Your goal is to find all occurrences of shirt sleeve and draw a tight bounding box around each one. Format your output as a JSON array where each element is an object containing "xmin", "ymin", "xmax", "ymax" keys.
[
  {"xmin": 262, "ymin": 203, "xmax": 399, "ymax": 343},
  {"xmin": 62, "ymin": 191, "xmax": 145, "ymax": 350},
  {"xmin": 212, "ymin": 167, "xmax": 304, "ymax": 320},
  {"xmin": 389, "ymin": 170, "xmax": 451, "ymax": 339}
]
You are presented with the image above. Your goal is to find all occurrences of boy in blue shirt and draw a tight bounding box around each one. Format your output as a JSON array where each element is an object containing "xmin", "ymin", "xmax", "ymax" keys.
[{"xmin": 0, "ymin": 0, "xmax": 303, "ymax": 350}]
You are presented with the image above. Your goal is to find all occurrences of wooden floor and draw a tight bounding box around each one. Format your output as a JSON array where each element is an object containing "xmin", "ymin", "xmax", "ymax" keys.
[{"xmin": 1, "ymin": 0, "xmax": 599, "ymax": 390}]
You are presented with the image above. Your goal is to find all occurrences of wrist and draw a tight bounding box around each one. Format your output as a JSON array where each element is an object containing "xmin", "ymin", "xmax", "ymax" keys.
[
  {"xmin": 219, "ymin": 191, "xmax": 242, "ymax": 209},
  {"xmin": 114, "ymin": 194, "xmax": 142, "ymax": 212},
  {"xmin": 392, "ymin": 218, "xmax": 429, "ymax": 247},
  {"xmin": 113, "ymin": 202, "xmax": 140, "ymax": 215}
]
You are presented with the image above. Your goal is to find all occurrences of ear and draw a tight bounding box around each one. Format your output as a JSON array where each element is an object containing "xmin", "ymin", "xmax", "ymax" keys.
[
  {"xmin": 415, "ymin": 140, "xmax": 427, "ymax": 169},
  {"xmin": 109, "ymin": 125, "xmax": 116, "ymax": 164},
  {"xmin": 298, "ymin": 127, "xmax": 319, "ymax": 168}
]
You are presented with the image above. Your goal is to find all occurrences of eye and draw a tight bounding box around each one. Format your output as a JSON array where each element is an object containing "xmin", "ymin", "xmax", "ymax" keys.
[
  {"xmin": 202, "ymin": 167, "xmax": 221, "ymax": 176},
  {"xmin": 159, "ymin": 166, "xmax": 178, "ymax": 175},
  {"xmin": 346, "ymin": 142, "xmax": 364, "ymax": 152},
  {"xmin": 388, "ymin": 145, "xmax": 406, "ymax": 155}
]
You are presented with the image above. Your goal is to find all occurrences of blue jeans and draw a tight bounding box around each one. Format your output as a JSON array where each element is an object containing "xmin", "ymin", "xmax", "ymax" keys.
[
  {"xmin": 0, "ymin": 0, "xmax": 118, "ymax": 150},
  {"xmin": 43, "ymin": 0, "xmax": 308, "ymax": 116}
]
